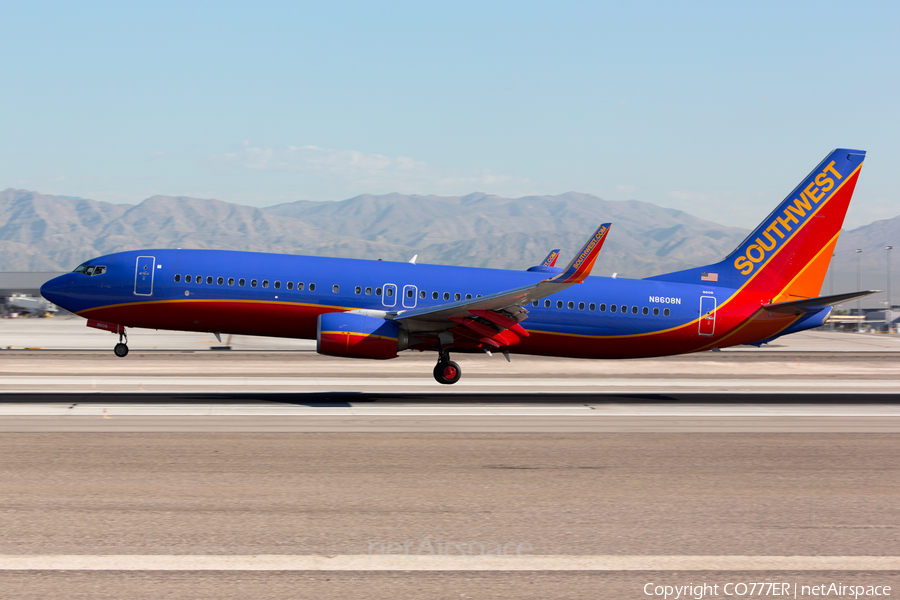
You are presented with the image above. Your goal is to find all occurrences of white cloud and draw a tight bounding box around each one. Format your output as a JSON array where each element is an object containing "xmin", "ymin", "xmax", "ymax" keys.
[
  {"xmin": 616, "ymin": 184, "xmax": 637, "ymax": 193},
  {"xmin": 213, "ymin": 142, "xmax": 533, "ymax": 197}
]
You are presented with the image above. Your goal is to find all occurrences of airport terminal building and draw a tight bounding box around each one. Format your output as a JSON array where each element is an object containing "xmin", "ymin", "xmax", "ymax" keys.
[{"xmin": 0, "ymin": 271, "xmax": 65, "ymax": 316}]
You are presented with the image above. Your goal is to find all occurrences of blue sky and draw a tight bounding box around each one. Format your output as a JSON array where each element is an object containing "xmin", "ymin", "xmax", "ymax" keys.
[{"xmin": 1, "ymin": 1, "xmax": 897, "ymax": 228}]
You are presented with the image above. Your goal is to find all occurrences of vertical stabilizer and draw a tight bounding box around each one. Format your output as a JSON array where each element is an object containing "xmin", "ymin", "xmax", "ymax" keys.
[{"xmin": 647, "ymin": 149, "xmax": 865, "ymax": 302}]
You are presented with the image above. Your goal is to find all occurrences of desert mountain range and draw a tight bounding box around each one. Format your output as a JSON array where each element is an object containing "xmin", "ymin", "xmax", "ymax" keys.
[{"xmin": 1, "ymin": 188, "xmax": 897, "ymax": 303}]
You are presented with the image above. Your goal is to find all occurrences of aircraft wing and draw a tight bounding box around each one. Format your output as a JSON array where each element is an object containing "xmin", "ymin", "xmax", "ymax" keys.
[
  {"xmin": 762, "ymin": 290, "xmax": 880, "ymax": 315},
  {"xmin": 388, "ymin": 224, "xmax": 611, "ymax": 341},
  {"xmin": 540, "ymin": 249, "xmax": 561, "ymax": 267}
]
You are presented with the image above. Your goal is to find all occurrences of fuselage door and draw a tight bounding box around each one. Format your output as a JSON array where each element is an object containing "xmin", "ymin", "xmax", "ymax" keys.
[
  {"xmin": 134, "ymin": 256, "xmax": 156, "ymax": 296},
  {"xmin": 402, "ymin": 285, "xmax": 418, "ymax": 308},
  {"xmin": 698, "ymin": 295, "xmax": 716, "ymax": 336},
  {"xmin": 382, "ymin": 283, "xmax": 397, "ymax": 308}
]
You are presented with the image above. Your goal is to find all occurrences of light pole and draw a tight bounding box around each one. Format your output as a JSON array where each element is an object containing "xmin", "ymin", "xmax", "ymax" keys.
[
  {"xmin": 856, "ymin": 249, "xmax": 863, "ymax": 332},
  {"xmin": 887, "ymin": 246, "xmax": 893, "ymax": 334}
]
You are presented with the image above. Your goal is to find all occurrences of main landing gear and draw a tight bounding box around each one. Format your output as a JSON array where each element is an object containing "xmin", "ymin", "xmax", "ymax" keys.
[
  {"xmin": 433, "ymin": 350, "xmax": 461, "ymax": 385},
  {"xmin": 113, "ymin": 328, "xmax": 128, "ymax": 358}
]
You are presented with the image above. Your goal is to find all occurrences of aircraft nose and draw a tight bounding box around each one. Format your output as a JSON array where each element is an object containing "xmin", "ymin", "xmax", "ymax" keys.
[{"xmin": 40, "ymin": 275, "xmax": 71, "ymax": 309}]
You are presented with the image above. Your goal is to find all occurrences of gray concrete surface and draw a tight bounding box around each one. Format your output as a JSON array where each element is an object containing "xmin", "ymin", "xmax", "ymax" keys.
[
  {"xmin": 2, "ymin": 342, "xmax": 900, "ymax": 394},
  {"xmin": 2, "ymin": 330, "xmax": 898, "ymax": 598},
  {"xmin": 4, "ymin": 315, "xmax": 900, "ymax": 351},
  {"xmin": 2, "ymin": 392, "xmax": 900, "ymax": 432},
  {"xmin": 0, "ymin": 432, "xmax": 897, "ymax": 598}
]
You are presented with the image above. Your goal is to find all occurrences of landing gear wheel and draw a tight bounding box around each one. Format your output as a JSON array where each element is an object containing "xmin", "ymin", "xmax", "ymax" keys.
[
  {"xmin": 433, "ymin": 360, "xmax": 461, "ymax": 385},
  {"xmin": 114, "ymin": 343, "xmax": 129, "ymax": 358}
]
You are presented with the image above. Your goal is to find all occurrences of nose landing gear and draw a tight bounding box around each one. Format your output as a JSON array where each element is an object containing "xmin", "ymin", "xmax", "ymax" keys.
[
  {"xmin": 433, "ymin": 350, "xmax": 461, "ymax": 385},
  {"xmin": 113, "ymin": 328, "xmax": 128, "ymax": 357}
]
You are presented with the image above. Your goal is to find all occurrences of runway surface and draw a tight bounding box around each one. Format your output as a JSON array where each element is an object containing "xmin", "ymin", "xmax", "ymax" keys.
[
  {"xmin": 2, "ymin": 391, "xmax": 900, "ymax": 432},
  {"xmin": 2, "ymin": 336, "xmax": 898, "ymax": 597},
  {"xmin": 0, "ymin": 430, "xmax": 898, "ymax": 597}
]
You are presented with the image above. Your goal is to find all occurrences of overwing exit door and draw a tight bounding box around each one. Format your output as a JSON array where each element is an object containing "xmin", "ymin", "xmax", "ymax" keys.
[
  {"xmin": 698, "ymin": 295, "xmax": 716, "ymax": 336},
  {"xmin": 134, "ymin": 256, "xmax": 155, "ymax": 296}
]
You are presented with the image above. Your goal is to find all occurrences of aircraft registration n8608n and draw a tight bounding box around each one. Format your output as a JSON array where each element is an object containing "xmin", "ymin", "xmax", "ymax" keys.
[{"xmin": 41, "ymin": 149, "xmax": 876, "ymax": 384}]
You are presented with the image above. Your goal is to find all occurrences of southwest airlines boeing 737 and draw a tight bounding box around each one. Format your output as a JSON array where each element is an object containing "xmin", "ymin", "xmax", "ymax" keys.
[{"xmin": 41, "ymin": 149, "xmax": 875, "ymax": 384}]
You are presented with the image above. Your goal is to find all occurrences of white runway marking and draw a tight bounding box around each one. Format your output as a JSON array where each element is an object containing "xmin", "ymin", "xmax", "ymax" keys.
[
  {"xmin": 1, "ymin": 375, "xmax": 899, "ymax": 394},
  {"xmin": 0, "ymin": 555, "xmax": 896, "ymax": 571},
  {"xmin": 2, "ymin": 402, "xmax": 900, "ymax": 417}
]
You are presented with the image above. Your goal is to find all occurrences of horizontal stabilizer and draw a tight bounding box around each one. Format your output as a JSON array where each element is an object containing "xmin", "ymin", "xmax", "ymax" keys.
[{"xmin": 763, "ymin": 290, "xmax": 880, "ymax": 314}]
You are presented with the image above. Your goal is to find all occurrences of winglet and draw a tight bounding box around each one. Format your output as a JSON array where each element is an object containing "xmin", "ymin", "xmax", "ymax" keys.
[
  {"xmin": 540, "ymin": 249, "xmax": 561, "ymax": 267},
  {"xmin": 552, "ymin": 224, "xmax": 612, "ymax": 284}
]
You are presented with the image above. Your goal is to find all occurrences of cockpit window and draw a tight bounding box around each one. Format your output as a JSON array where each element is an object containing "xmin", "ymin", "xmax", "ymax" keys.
[{"xmin": 73, "ymin": 264, "xmax": 106, "ymax": 276}]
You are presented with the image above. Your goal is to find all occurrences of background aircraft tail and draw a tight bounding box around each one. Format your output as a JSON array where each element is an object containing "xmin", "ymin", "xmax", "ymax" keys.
[{"xmin": 647, "ymin": 149, "xmax": 866, "ymax": 302}]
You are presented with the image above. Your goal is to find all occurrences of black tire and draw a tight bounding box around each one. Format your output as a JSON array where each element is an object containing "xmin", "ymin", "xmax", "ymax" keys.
[
  {"xmin": 114, "ymin": 343, "xmax": 129, "ymax": 358},
  {"xmin": 433, "ymin": 360, "xmax": 461, "ymax": 385}
]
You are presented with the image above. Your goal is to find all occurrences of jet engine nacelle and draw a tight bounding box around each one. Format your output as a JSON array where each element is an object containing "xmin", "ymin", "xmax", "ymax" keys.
[{"xmin": 317, "ymin": 312, "xmax": 407, "ymax": 359}]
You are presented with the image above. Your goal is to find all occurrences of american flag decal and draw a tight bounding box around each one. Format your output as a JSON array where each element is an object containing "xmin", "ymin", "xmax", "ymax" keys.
[{"xmin": 701, "ymin": 272, "xmax": 718, "ymax": 282}]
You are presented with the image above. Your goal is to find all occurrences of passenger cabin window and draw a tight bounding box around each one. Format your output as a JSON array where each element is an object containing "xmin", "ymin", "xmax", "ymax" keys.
[
  {"xmin": 195, "ymin": 275, "xmax": 201, "ymax": 284},
  {"xmin": 385, "ymin": 287, "xmax": 393, "ymax": 297},
  {"xmin": 631, "ymin": 306, "xmax": 638, "ymax": 314},
  {"xmin": 443, "ymin": 292, "xmax": 450, "ymax": 300},
  {"xmin": 406, "ymin": 288, "xmax": 414, "ymax": 298},
  {"xmin": 333, "ymin": 285, "xmax": 339, "ymax": 293},
  {"xmin": 228, "ymin": 277, "xmax": 234, "ymax": 286},
  {"xmin": 599, "ymin": 303, "xmax": 606, "ymax": 312},
  {"xmin": 274, "ymin": 281, "xmax": 281, "ymax": 289},
  {"xmin": 466, "ymin": 294, "xmax": 472, "ymax": 300},
  {"xmin": 610, "ymin": 304, "xmax": 617, "ymax": 313},
  {"xmin": 365, "ymin": 287, "xmax": 371, "ymax": 295},
  {"xmin": 375, "ymin": 287, "xmax": 381, "ymax": 295},
  {"xmin": 544, "ymin": 300, "xmax": 551, "ymax": 308},
  {"xmin": 454, "ymin": 293, "xmax": 461, "ymax": 301},
  {"xmin": 419, "ymin": 290, "xmax": 426, "ymax": 299},
  {"xmin": 664, "ymin": 308, "xmax": 671, "ymax": 317},
  {"xmin": 621, "ymin": 305, "xmax": 627, "ymax": 313},
  {"xmin": 642, "ymin": 307, "xmax": 649, "ymax": 315},
  {"xmin": 217, "ymin": 277, "xmax": 224, "ymax": 285},
  {"xmin": 568, "ymin": 301, "xmax": 574, "ymax": 309},
  {"xmin": 175, "ymin": 274, "xmax": 181, "ymax": 283},
  {"xmin": 355, "ymin": 286, "xmax": 361, "ymax": 294},
  {"xmin": 432, "ymin": 291, "xmax": 438, "ymax": 300},
  {"xmin": 206, "ymin": 276, "xmax": 213, "ymax": 284},
  {"xmin": 653, "ymin": 307, "xmax": 659, "ymax": 316},
  {"xmin": 297, "ymin": 282, "xmax": 304, "ymax": 290},
  {"xmin": 309, "ymin": 283, "xmax": 316, "ymax": 292},
  {"xmin": 251, "ymin": 279, "xmax": 257, "ymax": 288},
  {"xmin": 579, "ymin": 302, "xmax": 585, "ymax": 310},
  {"xmin": 588, "ymin": 303, "xmax": 595, "ymax": 311},
  {"xmin": 287, "ymin": 281, "xmax": 293, "ymax": 290},
  {"xmin": 532, "ymin": 301, "xmax": 539, "ymax": 307},
  {"xmin": 557, "ymin": 300, "xmax": 563, "ymax": 309},
  {"xmin": 185, "ymin": 275, "xmax": 192, "ymax": 283},
  {"xmin": 262, "ymin": 280, "xmax": 269, "ymax": 288},
  {"xmin": 239, "ymin": 278, "xmax": 245, "ymax": 286}
]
